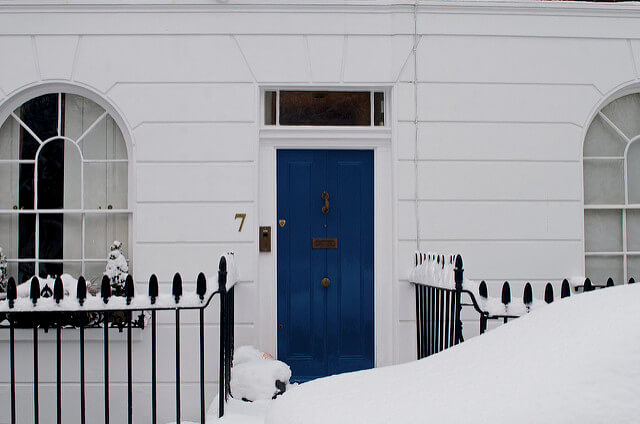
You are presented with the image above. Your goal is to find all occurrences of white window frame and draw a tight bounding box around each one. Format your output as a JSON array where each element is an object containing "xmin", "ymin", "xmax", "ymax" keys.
[
  {"xmin": 584, "ymin": 100, "xmax": 640, "ymax": 283},
  {"xmin": 0, "ymin": 92, "xmax": 132, "ymax": 277},
  {"xmin": 262, "ymin": 88, "xmax": 388, "ymax": 129}
]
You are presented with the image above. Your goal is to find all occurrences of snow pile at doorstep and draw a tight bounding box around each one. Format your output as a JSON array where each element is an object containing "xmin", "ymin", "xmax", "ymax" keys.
[
  {"xmin": 171, "ymin": 396, "xmax": 272, "ymax": 424},
  {"xmin": 231, "ymin": 346, "xmax": 292, "ymax": 401},
  {"xmin": 266, "ymin": 284, "xmax": 640, "ymax": 424}
]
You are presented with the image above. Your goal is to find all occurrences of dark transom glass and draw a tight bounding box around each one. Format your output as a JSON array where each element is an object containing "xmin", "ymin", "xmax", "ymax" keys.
[{"xmin": 279, "ymin": 91, "xmax": 371, "ymax": 126}]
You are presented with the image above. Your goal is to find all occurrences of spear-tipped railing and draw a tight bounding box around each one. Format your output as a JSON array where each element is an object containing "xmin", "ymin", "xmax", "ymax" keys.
[
  {"xmin": 410, "ymin": 252, "xmax": 635, "ymax": 360},
  {"xmin": 0, "ymin": 253, "xmax": 237, "ymax": 424}
]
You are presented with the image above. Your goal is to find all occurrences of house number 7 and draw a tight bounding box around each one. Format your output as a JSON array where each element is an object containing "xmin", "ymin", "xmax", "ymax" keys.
[{"xmin": 235, "ymin": 213, "xmax": 246, "ymax": 232}]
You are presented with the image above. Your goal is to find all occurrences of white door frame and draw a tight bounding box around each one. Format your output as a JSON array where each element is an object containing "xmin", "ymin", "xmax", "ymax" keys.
[{"xmin": 257, "ymin": 127, "xmax": 394, "ymax": 368}]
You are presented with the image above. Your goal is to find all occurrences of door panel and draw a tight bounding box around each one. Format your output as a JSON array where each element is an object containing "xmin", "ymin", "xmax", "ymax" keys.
[
  {"xmin": 277, "ymin": 149, "xmax": 373, "ymax": 382},
  {"xmin": 326, "ymin": 151, "xmax": 374, "ymax": 375}
]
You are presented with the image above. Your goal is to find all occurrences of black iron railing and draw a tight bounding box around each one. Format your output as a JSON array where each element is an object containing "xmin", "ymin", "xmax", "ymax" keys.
[
  {"xmin": 412, "ymin": 253, "xmax": 464, "ymax": 359},
  {"xmin": 410, "ymin": 252, "xmax": 636, "ymax": 360},
  {"xmin": 0, "ymin": 254, "xmax": 236, "ymax": 424}
]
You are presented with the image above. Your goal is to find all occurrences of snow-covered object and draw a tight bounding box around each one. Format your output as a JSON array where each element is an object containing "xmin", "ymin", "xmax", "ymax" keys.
[
  {"xmin": 0, "ymin": 251, "xmax": 233, "ymax": 312},
  {"xmin": 104, "ymin": 240, "xmax": 129, "ymax": 296},
  {"xmin": 0, "ymin": 247, "xmax": 7, "ymax": 292},
  {"xmin": 408, "ymin": 252, "xmax": 457, "ymax": 289},
  {"xmin": 16, "ymin": 274, "xmax": 79, "ymax": 298},
  {"xmin": 409, "ymin": 251, "xmax": 589, "ymax": 317},
  {"xmin": 231, "ymin": 346, "xmax": 291, "ymax": 401},
  {"xmin": 266, "ymin": 284, "xmax": 640, "ymax": 424},
  {"xmin": 234, "ymin": 346, "xmax": 269, "ymax": 365},
  {"xmin": 223, "ymin": 251, "xmax": 239, "ymax": 291}
]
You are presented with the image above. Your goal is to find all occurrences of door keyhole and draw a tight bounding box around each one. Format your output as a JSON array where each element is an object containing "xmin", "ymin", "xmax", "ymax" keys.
[{"xmin": 322, "ymin": 192, "xmax": 330, "ymax": 214}]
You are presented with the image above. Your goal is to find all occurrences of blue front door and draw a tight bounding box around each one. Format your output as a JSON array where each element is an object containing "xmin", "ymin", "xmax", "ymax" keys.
[{"xmin": 277, "ymin": 150, "xmax": 374, "ymax": 382}]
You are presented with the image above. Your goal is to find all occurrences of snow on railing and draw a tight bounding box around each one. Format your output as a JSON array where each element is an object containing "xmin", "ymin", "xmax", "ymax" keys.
[
  {"xmin": 1, "ymin": 252, "xmax": 238, "ymax": 424},
  {"xmin": 409, "ymin": 251, "xmax": 637, "ymax": 360}
]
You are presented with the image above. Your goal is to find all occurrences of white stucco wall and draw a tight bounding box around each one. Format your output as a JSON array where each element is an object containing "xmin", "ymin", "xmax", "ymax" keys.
[{"xmin": 0, "ymin": 1, "xmax": 639, "ymax": 422}]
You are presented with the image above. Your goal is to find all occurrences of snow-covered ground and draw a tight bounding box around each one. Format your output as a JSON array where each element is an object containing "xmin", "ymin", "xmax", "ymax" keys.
[{"xmin": 265, "ymin": 283, "xmax": 640, "ymax": 423}]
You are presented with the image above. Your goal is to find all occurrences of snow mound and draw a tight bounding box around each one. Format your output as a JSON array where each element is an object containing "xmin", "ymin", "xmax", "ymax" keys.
[
  {"xmin": 231, "ymin": 346, "xmax": 291, "ymax": 401},
  {"xmin": 266, "ymin": 284, "xmax": 640, "ymax": 424}
]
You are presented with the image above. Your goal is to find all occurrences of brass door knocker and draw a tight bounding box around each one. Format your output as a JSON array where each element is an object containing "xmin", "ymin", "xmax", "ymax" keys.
[{"xmin": 321, "ymin": 192, "xmax": 330, "ymax": 214}]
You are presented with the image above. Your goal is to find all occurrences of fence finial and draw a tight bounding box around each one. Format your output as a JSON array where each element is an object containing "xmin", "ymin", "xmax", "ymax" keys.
[
  {"xmin": 479, "ymin": 280, "xmax": 488, "ymax": 298},
  {"xmin": 6, "ymin": 277, "xmax": 16, "ymax": 309},
  {"xmin": 454, "ymin": 254, "xmax": 464, "ymax": 291},
  {"xmin": 77, "ymin": 276, "xmax": 87, "ymax": 306},
  {"xmin": 501, "ymin": 282, "xmax": 511, "ymax": 305},
  {"xmin": 561, "ymin": 279, "xmax": 571, "ymax": 298},
  {"xmin": 125, "ymin": 275, "xmax": 134, "ymax": 305},
  {"xmin": 54, "ymin": 276, "xmax": 64, "ymax": 304},
  {"xmin": 218, "ymin": 256, "xmax": 228, "ymax": 293},
  {"xmin": 172, "ymin": 273, "xmax": 182, "ymax": 303},
  {"xmin": 606, "ymin": 277, "xmax": 614, "ymax": 287},
  {"xmin": 584, "ymin": 278, "xmax": 593, "ymax": 292},
  {"xmin": 30, "ymin": 276, "xmax": 40, "ymax": 305},
  {"xmin": 148, "ymin": 274, "xmax": 158, "ymax": 305},
  {"xmin": 196, "ymin": 272, "xmax": 207, "ymax": 301},
  {"xmin": 523, "ymin": 282, "xmax": 533, "ymax": 306},
  {"xmin": 101, "ymin": 275, "xmax": 111, "ymax": 303},
  {"xmin": 544, "ymin": 283, "xmax": 554, "ymax": 303}
]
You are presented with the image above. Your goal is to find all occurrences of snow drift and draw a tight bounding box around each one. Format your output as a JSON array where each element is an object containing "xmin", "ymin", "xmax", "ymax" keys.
[{"xmin": 265, "ymin": 284, "xmax": 640, "ymax": 424}]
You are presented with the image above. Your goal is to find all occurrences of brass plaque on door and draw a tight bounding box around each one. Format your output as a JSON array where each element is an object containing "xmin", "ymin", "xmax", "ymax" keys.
[{"xmin": 312, "ymin": 238, "xmax": 338, "ymax": 249}]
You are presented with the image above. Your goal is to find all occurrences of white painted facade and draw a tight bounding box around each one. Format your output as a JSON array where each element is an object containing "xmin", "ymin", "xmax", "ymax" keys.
[{"xmin": 1, "ymin": 1, "xmax": 640, "ymax": 422}]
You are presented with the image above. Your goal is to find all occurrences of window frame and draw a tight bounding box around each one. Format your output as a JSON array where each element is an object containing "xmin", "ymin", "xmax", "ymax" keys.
[
  {"xmin": 0, "ymin": 91, "xmax": 132, "ymax": 281},
  {"xmin": 583, "ymin": 94, "xmax": 640, "ymax": 283},
  {"xmin": 261, "ymin": 88, "xmax": 389, "ymax": 129}
]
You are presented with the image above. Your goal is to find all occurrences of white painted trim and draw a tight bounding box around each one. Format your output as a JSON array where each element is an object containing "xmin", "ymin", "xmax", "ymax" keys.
[{"xmin": 257, "ymin": 128, "xmax": 394, "ymax": 369}]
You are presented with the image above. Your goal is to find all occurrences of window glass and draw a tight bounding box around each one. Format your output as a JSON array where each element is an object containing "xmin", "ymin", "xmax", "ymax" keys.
[
  {"xmin": 627, "ymin": 256, "xmax": 640, "ymax": 281},
  {"xmin": 374, "ymin": 92, "xmax": 384, "ymax": 126},
  {"xmin": 265, "ymin": 91, "xmax": 276, "ymax": 125},
  {"xmin": 584, "ymin": 210, "xmax": 622, "ymax": 252},
  {"xmin": 279, "ymin": 91, "xmax": 371, "ymax": 126},
  {"xmin": 583, "ymin": 159, "xmax": 624, "ymax": 205},
  {"xmin": 585, "ymin": 256, "xmax": 623, "ymax": 285},
  {"xmin": 601, "ymin": 93, "xmax": 640, "ymax": 140},
  {"xmin": 626, "ymin": 210, "xmax": 640, "ymax": 251},
  {"xmin": 627, "ymin": 141, "xmax": 640, "ymax": 204},
  {"xmin": 583, "ymin": 115, "xmax": 625, "ymax": 157}
]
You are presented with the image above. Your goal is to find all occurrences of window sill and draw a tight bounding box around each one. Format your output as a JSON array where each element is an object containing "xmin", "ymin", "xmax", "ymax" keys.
[{"xmin": 259, "ymin": 126, "xmax": 392, "ymax": 140}]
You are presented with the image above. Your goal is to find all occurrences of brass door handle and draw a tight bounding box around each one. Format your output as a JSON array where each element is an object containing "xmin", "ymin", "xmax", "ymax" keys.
[
  {"xmin": 321, "ymin": 192, "xmax": 330, "ymax": 214},
  {"xmin": 321, "ymin": 277, "xmax": 330, "ymax": 288}
]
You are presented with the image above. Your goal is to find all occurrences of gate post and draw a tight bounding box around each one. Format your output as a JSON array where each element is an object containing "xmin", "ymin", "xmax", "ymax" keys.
[{"xmin": 454, "ymin": 255, "xmax": 464, "ymax": 344}]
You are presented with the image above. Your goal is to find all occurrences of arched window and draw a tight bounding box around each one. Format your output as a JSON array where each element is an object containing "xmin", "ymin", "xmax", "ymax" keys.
[
  {"xmin": 583, "ymin": 93, "xmax": 640, "ymax": 283},
  {"xmin": 0, "ymin": 92, "xmax": 129, "ymax": 284}
]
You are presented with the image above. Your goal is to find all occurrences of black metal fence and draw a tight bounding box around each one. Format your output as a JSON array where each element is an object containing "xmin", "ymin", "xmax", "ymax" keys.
[
  {"xmin": 413, "ymin": 254, "xmax": 464, "ymax": 359},
  {"xmin": 411, "ymin": 252, "xmax": 636, "ymax": 360},
  {"xmin": 0, "ymin": 254, "xmax": 236, "ymax": 424}
]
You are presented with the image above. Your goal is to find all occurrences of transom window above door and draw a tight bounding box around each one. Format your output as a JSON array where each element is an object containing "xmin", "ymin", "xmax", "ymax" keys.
[
  {"xmin": 583, "ymin": 93, "xmax": 640, "ymax": 284},
  {"xmin": 264, "ymin": 90, "xmax": 385, "ymax": 127},
  {"xmin": 0, "ymin": 92, "xmax": 130, "ymax": 283}
]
